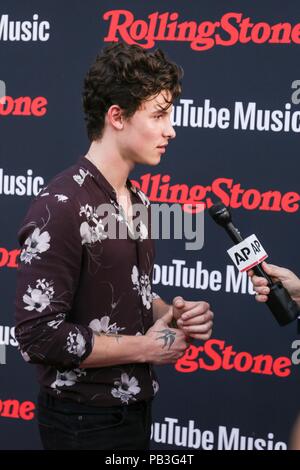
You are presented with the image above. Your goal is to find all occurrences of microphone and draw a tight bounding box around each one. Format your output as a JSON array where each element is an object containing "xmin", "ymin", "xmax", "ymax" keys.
[{"xmin": 209, "ymin": 201, "xmax": 300, "ymax": 326}]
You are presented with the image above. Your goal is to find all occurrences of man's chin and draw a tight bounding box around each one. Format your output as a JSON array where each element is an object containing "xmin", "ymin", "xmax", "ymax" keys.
[
  {"xmin": 147, "ymin": 155, "xmax": 161, "ymax": 166},
  {"xmin": 136, "ymin": 154, "xmax": 162, "ymax": 166}
]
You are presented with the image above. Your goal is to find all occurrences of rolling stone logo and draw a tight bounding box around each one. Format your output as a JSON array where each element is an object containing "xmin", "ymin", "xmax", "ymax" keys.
[
  {"xmin": 0, "ymin": 95, "xmax": 47, "ymax": 116},
  {"xmin": 103, "ymin": 10, "xmax": 300, "ymax": 50},
  {"xmin": 175, "ymin": 339, "xmax": 292, "ymax": 378},
  {"xmin": 0, "ymin": 247, "xmax": 20, "ymax": 268},
  {"xmin": 0, "ymin": 399, "xmax": 35, "ymax": 421},
  {"xmin": 1, "ymin": 167, "xmax": 298, "ymax": 213},
  {"xmin": 132, "ymin": 173, "xmax": 300, "ymax": 213}
]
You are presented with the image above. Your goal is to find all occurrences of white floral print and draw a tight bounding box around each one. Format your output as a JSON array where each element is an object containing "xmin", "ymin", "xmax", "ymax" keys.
[
  {"xmin": 131, "ymin": 266, "xmax": 139, "ymax": 287},
  {"xmin": 131, "ymin": 265, "xmax": 152, "ymax": 309},
  {"xmin": 73, "ymin": 168, "xmax": 92, "ymax": 186},
  {"xmin": 138, "ymin": 190, "xmax": 150, "ymax": 207},
  {"xmin": 89, "ymin": 316, "xmax": 125, "ymax": 335},
  {"xmin": 20, "ymin": 350, "xmax": 31, "ymax": 362},
  {"xmin": 109, "ymin": 198, "xmax": 136, "ymax": 237},
  {"xmin": 130, "ymin": 185, "xmax": 150, "ymax": 207},
  {"xmin": 151, "ymin": 292, "xmax": 160, "ymax": 300},
  {"xmin": 51, "ymin": 368, "xmax": 86, "ymax": 390},
  {"xmin": 79, "ymin": 204, "xmax": 107, "ymax": 245},
  {"xmin": 47, "ymin": 313, "xmax": 66, "ymax": 330},
  {"xmin": 66, "ymin": 329, "xmax": 86, "ymax": 357},
  {"xmin": 138, "ymin": 221, "xmax": 148, "ymax": 241},
  {"xmin": 54, "ymin": 194, "xmax": 69, "ymax": 203},
  {"xmin": 38, "ymin": 185, "xmax": 49, "ymax": 197},
  {"xmin": 79, "ymin": 204, "xmax": 94, "ymax": 219},
  {"xmin": 110, "ymin": 198, "xmax": 126, "ymax": 223},
  {"xmin": 23, "ymin": 278, "xmax": 54, "ymax": 312},
  {"xmin": 111, "ymin": 373, "xmax": 141, "ymax": 404},
  {"xmin": 152, "ymin": 380, "xmax": 159, "ymax": 395},
  {"xmin": 20, "ymin": 227, "xmax": 50, "ymax": 264}
]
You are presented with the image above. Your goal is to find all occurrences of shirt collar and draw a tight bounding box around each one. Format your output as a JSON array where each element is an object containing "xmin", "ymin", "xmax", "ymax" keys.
[{"xmin": 78, "ymin": 155, "xmax": 130, "ymax": 202}]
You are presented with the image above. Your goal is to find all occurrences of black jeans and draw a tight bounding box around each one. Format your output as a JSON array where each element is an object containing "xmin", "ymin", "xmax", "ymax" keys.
[{"xmin": 37, "ymin": 391, "xmax": 152, "ymax": 450}]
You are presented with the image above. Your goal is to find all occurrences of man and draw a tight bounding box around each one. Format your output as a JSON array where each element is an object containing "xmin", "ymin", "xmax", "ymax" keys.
[{"xmin": 15, "ymin": 43, "xmax": 213, "ymax": 450}]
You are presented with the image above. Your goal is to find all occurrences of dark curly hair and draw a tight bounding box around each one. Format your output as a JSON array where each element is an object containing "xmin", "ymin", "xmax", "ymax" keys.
[{"xmin": 82, "ymin": 42, "xmax": 183, "ymax": 141}]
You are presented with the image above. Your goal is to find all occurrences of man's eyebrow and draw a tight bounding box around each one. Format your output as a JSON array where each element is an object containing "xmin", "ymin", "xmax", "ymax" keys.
[{"xmin": 152, "ymin": 105, "xmax": 172, "ymax": 113}]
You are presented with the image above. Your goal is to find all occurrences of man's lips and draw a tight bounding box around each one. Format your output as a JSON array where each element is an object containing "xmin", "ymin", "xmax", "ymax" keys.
[{"xmin": 157, "ymin": 144, "xmax": 168, "ymax": 152}]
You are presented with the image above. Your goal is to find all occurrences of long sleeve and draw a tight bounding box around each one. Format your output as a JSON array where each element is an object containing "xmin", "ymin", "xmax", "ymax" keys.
[
  {"xmin": 14, "ymin": 157, "xmax": 157, "ymax": 405},
  {"xmin": 15, "ymin": 193, "xmax": 94, "ymax": 371}
]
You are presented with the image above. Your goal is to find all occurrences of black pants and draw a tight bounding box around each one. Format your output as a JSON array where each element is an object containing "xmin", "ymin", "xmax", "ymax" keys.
[{"xmin": 37, "ymin": 391, "xmax": 152, "ymax": 450}]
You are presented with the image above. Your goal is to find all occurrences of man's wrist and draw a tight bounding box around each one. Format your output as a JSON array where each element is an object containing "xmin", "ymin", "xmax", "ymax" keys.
[
  {"xmin": 138, "ymin": 335, "xmax": 151, "ymax": 363},
  {"xmin": 152, "ymin": 297, "xmax": 171, "ymax": 321}
]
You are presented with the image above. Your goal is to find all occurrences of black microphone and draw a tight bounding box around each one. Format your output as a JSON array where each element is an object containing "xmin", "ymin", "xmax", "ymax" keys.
[{"xmin": 209, "ymin": 201, "xmax": 300, "ymax": 326}]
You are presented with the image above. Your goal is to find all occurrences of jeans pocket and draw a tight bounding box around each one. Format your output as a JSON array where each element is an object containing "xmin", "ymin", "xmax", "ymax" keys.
[
  {"xmin": 71, "ymin": 409, "xmax": 126, "ymax": 450},
  {"xmin": 76, "ymin": 408, "xmax": 125, "ymax": 435}
]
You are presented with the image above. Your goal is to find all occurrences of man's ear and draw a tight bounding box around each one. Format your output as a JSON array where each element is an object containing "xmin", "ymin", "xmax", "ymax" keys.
[{"xmin": 107, "ymin": 104, "xmax": 124, "ymax": 130}]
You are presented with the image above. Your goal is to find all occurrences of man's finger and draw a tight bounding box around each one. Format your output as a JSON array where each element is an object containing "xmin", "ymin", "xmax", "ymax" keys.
[
  {"xmin": 251, "ymin": 275, "xmax": 268, "ymax": 287},
  {"xmin": 178, "ymin": 311, "xmax": 214, "ymax": 326},
  {"xmin": 255, "ymin": 294, "xmax": 268, "ymax": 303},
  {"xmin": 173, "ymin": 298, "xmax": 210, "ymax": 314},
  {"xmin": 188, "ymin": 330, "xmax": 213, "ymax": 341},
  {"xmin": 181, "ymin": 321, "xmax": 213, "ymax": 334},
  {"xmin": 173, "ymin": 296, "xmax": 185, "ymax": 309},
  {"xmin": 161, "ymin": 308, "xmax": 174, "ymax": 325},
  {"xmin": 180, "ymin": 304, "xmax": 211, "ymax": 320}
]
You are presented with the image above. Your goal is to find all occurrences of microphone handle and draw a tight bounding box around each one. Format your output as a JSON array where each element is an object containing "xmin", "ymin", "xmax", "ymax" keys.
[
  {"xmin": 266, "ymin": 282, "xmax": 300, "ymax": 326},
  {"xmin": 252, "ymin": 265, "xmax": 273, "ymax": 285},
  {"xmin": 212, "ymin": 204, "xmax": 300, "ymax": 326}
]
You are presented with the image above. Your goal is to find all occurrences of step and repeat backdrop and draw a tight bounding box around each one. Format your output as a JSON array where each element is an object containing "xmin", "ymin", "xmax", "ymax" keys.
[{"xmin": 1, "ymin": 0, "xmax": 300, "ymax": 450}]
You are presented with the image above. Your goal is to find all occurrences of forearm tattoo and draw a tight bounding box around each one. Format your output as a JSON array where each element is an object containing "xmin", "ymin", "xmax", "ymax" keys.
[
  {"xmin": 95, "ymin": 332, "xmax": 123, "ymax": 343},
  {"xmin": 155, "ymin": 328, "xmax": 176, "ymax": 349},
  {"xmin": 112, "ymin": 334, "xmax": 123, "ymax": 344}
]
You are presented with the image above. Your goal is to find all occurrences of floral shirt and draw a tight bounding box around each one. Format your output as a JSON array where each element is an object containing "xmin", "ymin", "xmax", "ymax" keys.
[{"xmin": 15, "ymin": 156, "xmax": 159, "ymax": 406}]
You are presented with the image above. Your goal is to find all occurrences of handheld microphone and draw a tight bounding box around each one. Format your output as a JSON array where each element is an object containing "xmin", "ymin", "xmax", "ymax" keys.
[{"xmin": 209, "ymin": 201, "xmax": 300, "ymax": 326}]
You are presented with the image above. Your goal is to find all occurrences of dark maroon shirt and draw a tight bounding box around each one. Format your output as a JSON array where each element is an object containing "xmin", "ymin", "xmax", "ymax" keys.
[{"xmin": 15, "ymin": 156, "xmax": 159, "ymax": 406}]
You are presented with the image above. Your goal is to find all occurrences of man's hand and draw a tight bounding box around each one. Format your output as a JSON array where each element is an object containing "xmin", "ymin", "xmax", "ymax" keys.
[
  {"xmin": 249, "ymin": 262, "xmax": 300, "ymax": 306},
  {"xmin": 172, "ymin": 296, "xmax": 214, "ymax": 340},
  {"xmin": 145, "ymin": 309, "xmax": 189, "ymax": 365}
]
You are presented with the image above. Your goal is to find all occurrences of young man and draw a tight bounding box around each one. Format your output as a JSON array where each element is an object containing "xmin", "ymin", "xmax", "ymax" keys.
[{"xmin": 15, "ymin": 43, "xmax": 213, "ymax": 450}]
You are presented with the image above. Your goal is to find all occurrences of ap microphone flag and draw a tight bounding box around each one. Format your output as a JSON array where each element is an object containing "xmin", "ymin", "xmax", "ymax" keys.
[{"xmin": 209, "ymin": 201, "xmax": 300, "ymax": 327}]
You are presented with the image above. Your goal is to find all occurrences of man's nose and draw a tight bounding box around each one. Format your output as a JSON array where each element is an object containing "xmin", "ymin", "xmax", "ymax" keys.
[{"xmin": 163, "ymin": 120, "xmax": 176, "ymax": 140}]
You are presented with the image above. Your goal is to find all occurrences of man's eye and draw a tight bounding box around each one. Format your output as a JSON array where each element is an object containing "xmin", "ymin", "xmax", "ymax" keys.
[{"xmin": 155, "ymin": 114, "xmax": 163, "ymax": 119}]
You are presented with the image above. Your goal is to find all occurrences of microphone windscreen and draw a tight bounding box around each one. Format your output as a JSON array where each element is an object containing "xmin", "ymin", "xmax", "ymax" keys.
[{"xmin": 209, "ymin": 202, "xmax": 231, "ymax": 227}]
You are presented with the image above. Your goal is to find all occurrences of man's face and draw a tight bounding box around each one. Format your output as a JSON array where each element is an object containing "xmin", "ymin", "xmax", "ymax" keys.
[{"xmin": 119, "ymin": 90, "xmax": 176, "ymax": 166}]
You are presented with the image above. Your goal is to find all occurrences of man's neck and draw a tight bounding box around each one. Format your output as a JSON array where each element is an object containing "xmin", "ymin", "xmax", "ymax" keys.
[{"xmin": 85, "ymin": 140, "xmax": 134, "ymax": 193}]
